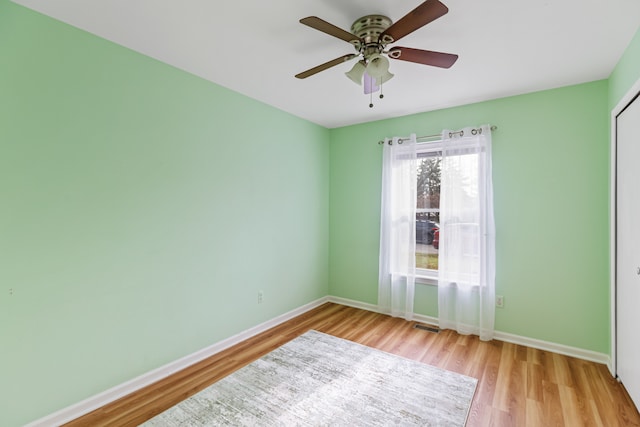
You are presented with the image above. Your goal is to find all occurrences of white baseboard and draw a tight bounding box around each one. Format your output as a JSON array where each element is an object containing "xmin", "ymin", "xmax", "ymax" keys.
[
  {"xmin": 493, "ymin": 331, "xmax": 611, "ymax": 366},
  {"xmin": 412, "ymin": 313, "xmax": 440, "ymax": 326},
  {"xmin": 27, "ymin": 295, "xmax": 612, "ymax": 426},
  {"xmin": 326, "ymin": 296, "xmax": 440, "ymax": 326},
  {"xmin": 326, "ymin": 296, "xmax": 383, "ymax": 314},
  {"xmin": 25, "ymin": 296, "xmax": 331, "ymax": 427},
  {"xmin": 326, "ymin": 296, "xmax": 610, "ymax": 366}
]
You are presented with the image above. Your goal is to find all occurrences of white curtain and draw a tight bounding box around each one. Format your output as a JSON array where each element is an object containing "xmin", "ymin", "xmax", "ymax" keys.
[
  {"xmin": 378, "ymin": 134, "xmax": 417, "ymax": 320},
  {"xmin": 438, "ymin": 125, "xmax": 495, "ymax": 340}
]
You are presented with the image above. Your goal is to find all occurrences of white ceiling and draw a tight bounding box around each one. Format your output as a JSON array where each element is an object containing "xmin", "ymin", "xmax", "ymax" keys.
[{"xmin": 12, "ymin": 0, "xmax": 640, "ymax": 128}]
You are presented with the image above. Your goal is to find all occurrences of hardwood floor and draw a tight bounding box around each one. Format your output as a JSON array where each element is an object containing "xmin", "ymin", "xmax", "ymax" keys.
[{"xmin": 66, "ymin": 303, "xmax": 640, "ymax": 426}]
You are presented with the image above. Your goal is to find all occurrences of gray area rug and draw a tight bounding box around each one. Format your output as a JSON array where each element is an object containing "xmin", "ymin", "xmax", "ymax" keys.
[{"xmin": 142, "ymin": 330, "xmax": 477, "ymax": 426}]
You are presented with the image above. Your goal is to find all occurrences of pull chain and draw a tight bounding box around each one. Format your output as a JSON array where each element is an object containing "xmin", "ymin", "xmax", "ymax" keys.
[{"xmin": 368, "ymin": 81, "xmax": 387, "ymax": 108}]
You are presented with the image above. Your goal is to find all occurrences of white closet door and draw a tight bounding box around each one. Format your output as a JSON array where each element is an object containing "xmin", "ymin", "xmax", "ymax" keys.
[{"xmin": 617, "ymin": 93, "xmax": 640, "ymax": 409}]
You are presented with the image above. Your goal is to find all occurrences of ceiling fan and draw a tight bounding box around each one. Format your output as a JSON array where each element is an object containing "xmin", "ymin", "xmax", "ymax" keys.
[{"xmin": 295, "ymin": 0, "xmax": 458, "ymax": 106}]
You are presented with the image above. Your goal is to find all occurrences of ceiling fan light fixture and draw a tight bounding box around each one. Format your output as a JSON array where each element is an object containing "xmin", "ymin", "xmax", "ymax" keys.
[
  {"xmin": 365, "ymin": 53, "xmax": 390, "ymax": 78},
  {"xmin": 345, "ymin": 60, "xmax": 366, "ymax": 85},
  {"xmin": 375, "ymin": 70, "xmax": 394, "ymax": 86}
]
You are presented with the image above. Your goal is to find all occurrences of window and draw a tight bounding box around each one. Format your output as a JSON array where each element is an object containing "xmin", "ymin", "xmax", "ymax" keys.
[
  {"xmin": 378, "ymin": 126, "xmax": 495, "ymax": 336},
  {"xmin": 415, "ymin": 144, "xmax": 442, "ymax": 279}
]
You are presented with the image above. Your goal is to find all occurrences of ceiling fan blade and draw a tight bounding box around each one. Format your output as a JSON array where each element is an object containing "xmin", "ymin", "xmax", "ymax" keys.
[
  {"xmin": 388, "ymin": 47, "xmax": 458, "ymax": 68},
  {"xmin": 380, "ymin": 0, "xmax": 449, "ymax": 44},
  {"xmin": 295, "ymin": 54, "xmax": 358, "ymax": 79},
  {"xmin": 300, "ymin": 16, "xmax": 362, "ymax": 45}
]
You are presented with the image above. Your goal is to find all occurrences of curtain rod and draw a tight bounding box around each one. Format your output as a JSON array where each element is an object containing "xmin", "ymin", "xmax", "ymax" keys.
[{"xmin": 377, "ymin": 125, "xmax": 498, "ymax": 145}]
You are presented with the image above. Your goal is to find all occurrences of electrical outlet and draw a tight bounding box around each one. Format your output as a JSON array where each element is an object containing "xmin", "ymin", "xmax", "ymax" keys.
[
  {"xmin": 496, "ymin": 295, "xmax": 504, "ymax": 308},
  {"xmin": 258, "ymin": 291, "xmax": 264, "ymax": 304}
]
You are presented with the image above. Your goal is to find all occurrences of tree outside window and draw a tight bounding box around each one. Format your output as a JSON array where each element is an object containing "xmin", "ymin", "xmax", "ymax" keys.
[{"xmin": 416, "ymin": 153, "xmax": 441, "ymax": 272}]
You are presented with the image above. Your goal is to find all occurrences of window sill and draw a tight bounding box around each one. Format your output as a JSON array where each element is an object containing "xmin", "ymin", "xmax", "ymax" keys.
[
  {"xmin": 416, "ymin": 274, "xmax": 438, "ymax": 286},
  {"xmin": 414, "ymin": 271, "xmax": 482, "ymax": 288}
]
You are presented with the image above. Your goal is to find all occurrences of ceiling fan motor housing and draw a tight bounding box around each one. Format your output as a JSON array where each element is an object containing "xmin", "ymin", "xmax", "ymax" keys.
[{"xmin": 350, "ymin": 15, "xmax": 392, "ymax": 58}]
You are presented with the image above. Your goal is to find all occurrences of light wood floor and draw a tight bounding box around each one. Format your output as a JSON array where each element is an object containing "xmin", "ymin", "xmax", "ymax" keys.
[{"xmin": 66, "ymin": 303, "xmax": 640, "ymax": 426}]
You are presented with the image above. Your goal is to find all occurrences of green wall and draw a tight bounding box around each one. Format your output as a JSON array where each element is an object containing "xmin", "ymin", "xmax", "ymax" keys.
[
  {"xmin": 0, "ymin": 2, "xmax": 329, "ymax": 426},
  {"xmin": 609, "ymin": 26, "xmax": 640, "ymax": 109},
  {"xmin": 329, "ymin": 81, "xmax": 610, "ymax": 354}
]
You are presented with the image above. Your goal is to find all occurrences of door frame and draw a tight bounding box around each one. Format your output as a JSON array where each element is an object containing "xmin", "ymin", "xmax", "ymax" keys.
[{"xmin": 610, "ymin": 76, "xmax": 640, "ymax": 377}]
